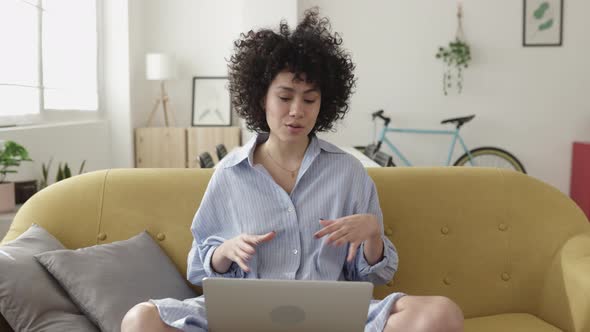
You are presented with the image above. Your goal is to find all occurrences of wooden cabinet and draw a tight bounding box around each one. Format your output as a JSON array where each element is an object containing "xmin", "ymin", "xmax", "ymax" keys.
[
  {"xmin": 187, "ymin": 127, "xmax": 241, "ymax": 168},
  {"xmin": 134, "ymin": 127, "xmax": 241, "ymax": 168},
  {"xmin": 135, "ymin": 128, "xmax": 187, "ymax": 168}
]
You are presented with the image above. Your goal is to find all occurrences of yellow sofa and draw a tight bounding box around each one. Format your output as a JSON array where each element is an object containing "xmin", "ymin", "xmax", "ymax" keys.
[{"xmin": 2, "ymin": 167, "xmax": 590, "ymax": 332}]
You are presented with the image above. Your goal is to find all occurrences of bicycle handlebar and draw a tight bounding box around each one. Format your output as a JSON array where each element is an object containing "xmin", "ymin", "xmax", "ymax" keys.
[
  {"xmin": 371, "ymin": 110, "xmax": 383, "ymax": 117},
  {"xmin": 371, "ymin": 109, "xmax": 391, "ymax": 125}
]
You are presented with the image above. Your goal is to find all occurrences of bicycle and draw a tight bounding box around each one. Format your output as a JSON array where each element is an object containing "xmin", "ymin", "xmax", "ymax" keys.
[{"xmin": 368, "ymin": 110, "xmax": 526, "ymax": 173}]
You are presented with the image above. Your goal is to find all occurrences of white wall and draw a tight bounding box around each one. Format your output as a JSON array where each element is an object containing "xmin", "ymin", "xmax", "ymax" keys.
[
  {"xmin": 103, "ymin": 0, "xmax": 134, "ymax": 168},
  {"xmin": 243, "ymin": 0, "xmax": 298, "ymax": 30},
  {"xmin": 128, "ymin": 0, "xmax": 147, "ymax": 132},
  {"xmin": 130, "ymin": 0, "xmax": 246, "ymax": 131},
  {"xmin": 129, "ymin": 0, "xmax": 298, "ymax": 144},
  {"xmin": 0, "ymin": 121, "xmax": 112, "ymax": 185},
  {"xmin": 0, "ymin": 1, "xmax": 120, "ymax": 186},
  {"xmin": 9, "ymin": 1, "xmax": 581, "ymax": 193},
  {"xmin": 23, "ymin": 0, "xmax": 298, "ymax": 177},
  {"xmin": 300, "ymin": 0, "xmax": 590, "ymax": 194},
  {"xmin": 1, "ymin": 0, "xmax": 299, "ymax": 186}
]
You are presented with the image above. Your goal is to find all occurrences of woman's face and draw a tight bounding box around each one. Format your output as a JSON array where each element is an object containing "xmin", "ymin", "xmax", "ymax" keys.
[{"xmin": 263, "ymin": 70, "xmax": 321, "ymax": 143}]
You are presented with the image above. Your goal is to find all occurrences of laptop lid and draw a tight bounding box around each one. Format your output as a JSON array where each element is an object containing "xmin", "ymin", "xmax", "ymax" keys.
[{"xmin": 203, "ymin": 278, "xmax": 373, "ymax": 332}]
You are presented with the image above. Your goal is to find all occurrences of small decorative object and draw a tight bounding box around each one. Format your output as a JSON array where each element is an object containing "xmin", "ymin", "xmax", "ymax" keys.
[
  {"xmin": 0, "ymin": 140, "xmax": 32, "ymax": 212},
  {"xmin": 523, "ymin": 0, "xmax": 563, "ymax": 46},
  {"xmin": 145, "ymin": 53, "xmax": 178, "ymax": 126},
  {"xmin": 191, "ymin": 76, "xmax": 232, "ymax": 126},
  {"xmin": 435, "ymin": 1, "xmax": 471, "ymax": 95}
]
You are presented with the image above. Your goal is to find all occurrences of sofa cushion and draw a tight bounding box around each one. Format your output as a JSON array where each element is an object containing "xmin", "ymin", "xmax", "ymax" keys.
[
  {"xmin": 465, "ymin": 313, "xmax": 562, "ymax": 331},
  {"xmin": 35, "ymin": 231, "xmax": 197, "ymax": 332},
  {"xmin": 0, "ymin": 224, "xmax": 98, "ymax": 331}
]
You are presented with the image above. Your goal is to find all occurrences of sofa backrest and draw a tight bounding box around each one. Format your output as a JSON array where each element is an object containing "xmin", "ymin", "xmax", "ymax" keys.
[
  {"xmin": 370, "ymin": 167, "xmax": 589, "ymax": 319},
  {"xmin": 2, "ymin": 167, "xmax": 588, "ymax": 319},
  {"xmin": 2, "ymin": 169, "xmax": 209, "ymax": 287}
]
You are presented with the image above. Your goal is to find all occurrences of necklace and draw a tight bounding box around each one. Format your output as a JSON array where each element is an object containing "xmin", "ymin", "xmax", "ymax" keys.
[{"xmin": 265, "ymin": 149, "xmax": 300, "ymax": 179}]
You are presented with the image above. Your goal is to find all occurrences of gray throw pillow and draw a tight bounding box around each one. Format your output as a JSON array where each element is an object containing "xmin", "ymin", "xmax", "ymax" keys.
[
  {"xmin": 35, "ymin": 231, "xmax": 197, "ymax": 332},
  {"xmin": 0, "ymin": 224, "xmax": 98, "ymax": 332}
]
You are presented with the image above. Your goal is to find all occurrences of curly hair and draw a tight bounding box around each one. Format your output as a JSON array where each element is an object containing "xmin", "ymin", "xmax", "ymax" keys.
[{"xmin": 228, "ymin": 8, "xmax": 356, "ymax": 135}]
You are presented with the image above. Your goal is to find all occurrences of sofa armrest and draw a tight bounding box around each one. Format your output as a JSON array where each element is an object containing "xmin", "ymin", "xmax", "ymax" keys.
[{"xmin": 537, "ymin": 232, "xmax": 590, "ymax": 332}]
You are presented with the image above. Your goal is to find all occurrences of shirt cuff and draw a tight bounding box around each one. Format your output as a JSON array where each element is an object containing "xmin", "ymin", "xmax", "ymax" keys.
[
  {"xmin": 356, "ymin": 236, "xmax": 398, "ymax": 284},
  {"xmin": 202, "ymin": 245, "xmax": 245, "ymax": 278}
]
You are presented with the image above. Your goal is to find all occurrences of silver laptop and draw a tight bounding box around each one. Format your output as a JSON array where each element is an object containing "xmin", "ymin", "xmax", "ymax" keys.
[{"xmin": 203, "ymin": 278, "xmax": 373, "ymax": 332}]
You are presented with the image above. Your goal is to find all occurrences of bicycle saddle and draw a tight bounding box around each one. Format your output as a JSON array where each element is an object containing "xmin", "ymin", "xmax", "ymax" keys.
[{"xmin": 441, "ymin": 115, "xmax": 475, "ymax": 128}]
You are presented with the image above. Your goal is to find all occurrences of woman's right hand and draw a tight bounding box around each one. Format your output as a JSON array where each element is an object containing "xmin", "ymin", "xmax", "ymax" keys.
[{"xmin": 211, "ymin": 231, "xmax": 276, "ymax": 273}]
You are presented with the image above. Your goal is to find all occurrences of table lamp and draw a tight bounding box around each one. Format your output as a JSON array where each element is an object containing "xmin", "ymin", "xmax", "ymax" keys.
[{"xmin": 145, "ymin": 53, "xmax": 177, "ymax": 126}]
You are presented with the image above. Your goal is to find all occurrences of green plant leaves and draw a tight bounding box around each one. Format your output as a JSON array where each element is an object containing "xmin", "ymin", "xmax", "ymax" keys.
[
  {"xmin": 0, "ymin": 140, "xmax": 32, "ymax": 183},
  {"xmin": 78, "ymin": 160, "xmax": 86, "ymax": 175},
  {"xmin": 532, "ymin": 2, "xmax": 554, "ymax": 32},
  {"xmin": 56, "ymin": 163, "xmax": 64, "ymax": 182},
  {"xmin": 436, "ymin": 39, "xmax": 471, "ymax": 95},
  {"xmin": 539, "ymin": 19, "xmax": 554, "ymax": 31},
  {"xmin": 533, "ymin": 2, "xmax": 550, "ymax": 19},
  {"xmin": 50, "ymin": 160, "xmax": 86, "ymax": 185},
  {"xmin": 64, "ymin": 164, "xmax": 71, "ymax": 179},
  {"xmin": 435, "ymin": 39, "xmax": 471, "ymax": 68}
]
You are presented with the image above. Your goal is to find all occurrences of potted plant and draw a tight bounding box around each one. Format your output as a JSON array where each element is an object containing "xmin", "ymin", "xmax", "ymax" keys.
[
  {"xmin": 436, "ymin": 39, "xmax": 471, "ymax": 95},
  {"xmin": 0, "ymin": 140, "xmax": 32, "ymax": 212},
  {"xmin": 435, "ymin": 3, "xmax": 471, "ymax": 95},
  {"xmin": 39, "ymin": 159, "xmax": 86, "ymax": 190},
  {"xmin": 55, "ymin": 160, "xmax": 86, "ymax": 182},
  {"xmin": 39, "ymin": 158, "xmax": 53, "ymax": 190}
]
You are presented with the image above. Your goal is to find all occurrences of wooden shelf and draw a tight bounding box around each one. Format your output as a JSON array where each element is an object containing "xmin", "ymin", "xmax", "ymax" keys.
[
  {"xmin": 134, "ymin": 127, "xmax": 241, "ymax": 168},
  {"xmin": 187, "ymin": 127, "xmax": 241, "ymax": 168},
  {"xmin": 135, "ymin": 127, "xmax": 187, "ymax": 168}
]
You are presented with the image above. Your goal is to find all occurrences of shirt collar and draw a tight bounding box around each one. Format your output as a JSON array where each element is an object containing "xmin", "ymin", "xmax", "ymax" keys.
[{"xmin": 221, "ymin": 133, "xmax": 345, "ymax": 169}]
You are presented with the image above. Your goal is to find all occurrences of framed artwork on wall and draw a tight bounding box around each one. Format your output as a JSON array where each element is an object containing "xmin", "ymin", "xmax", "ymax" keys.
[
  {"xmin": 191, "ymin": 76, "xmax": 232, "ymax": 126},
  {"xmin": 523, "ymin": 0, "xmax": 564, "ymax": 46}
]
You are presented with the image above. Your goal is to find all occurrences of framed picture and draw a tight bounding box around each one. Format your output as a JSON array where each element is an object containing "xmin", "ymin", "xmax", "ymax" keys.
[
  {"xmin": 523, "ymin": 0, "xmax": 563, "ymax": 46},
  {"xmin": 191, "ymin": 76, "xmax": 232, "ymax": 126}
]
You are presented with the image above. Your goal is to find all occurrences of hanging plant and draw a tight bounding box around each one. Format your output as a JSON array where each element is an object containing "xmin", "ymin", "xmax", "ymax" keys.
[
  {"xmin": 435, "ymin": 3, "xmax": 471, "ymax": 95},
  {"xmin": 435, "ymin": 39, "xmax": 471, "ymax": 95}
]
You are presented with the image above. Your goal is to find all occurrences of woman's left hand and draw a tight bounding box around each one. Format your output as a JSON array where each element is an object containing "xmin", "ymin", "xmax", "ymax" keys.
[{"xmin": 313, "ymin": 214, "xmax": 381, "ymax": 262}]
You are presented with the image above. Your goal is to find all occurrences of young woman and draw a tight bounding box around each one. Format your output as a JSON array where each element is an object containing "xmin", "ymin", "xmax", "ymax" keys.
[{"xmin": 122, "ymin": 8, "xmax": 463, "ymax": 332}]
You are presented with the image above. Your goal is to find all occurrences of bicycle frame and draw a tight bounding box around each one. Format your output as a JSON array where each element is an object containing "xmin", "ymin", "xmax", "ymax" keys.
[{"xmin": 377, "ymin": 125, "xmax": 476, "ymax": 166}]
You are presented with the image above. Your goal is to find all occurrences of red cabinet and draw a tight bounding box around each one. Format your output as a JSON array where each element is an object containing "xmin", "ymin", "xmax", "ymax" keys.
[{"xmin": 570, "ymin": 142, "xmax": 590, "ymax": 221}]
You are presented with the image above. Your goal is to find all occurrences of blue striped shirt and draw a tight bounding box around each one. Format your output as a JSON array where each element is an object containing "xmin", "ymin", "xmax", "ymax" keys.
[{"xmin": 186, "ymin": 133, "xmax": 399, "ymax": 285}]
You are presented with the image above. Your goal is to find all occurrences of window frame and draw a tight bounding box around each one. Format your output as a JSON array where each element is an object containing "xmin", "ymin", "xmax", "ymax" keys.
[{"xmin": 0, "ymin": 0, "xmax": 102, "ymax": 127}]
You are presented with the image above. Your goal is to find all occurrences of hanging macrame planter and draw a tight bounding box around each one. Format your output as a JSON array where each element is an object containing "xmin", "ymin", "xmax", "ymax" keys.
[{"xmin": 435, "ymin": 3, "xmax": 471, "ymax": 95}]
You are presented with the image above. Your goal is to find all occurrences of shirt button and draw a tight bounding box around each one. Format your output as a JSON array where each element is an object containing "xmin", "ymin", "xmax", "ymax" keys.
[
  {"xmin": 292, "ymin": 249, "xmax": 298, "ymax": 255},
  {"xmin": 287, "ymin": 207, "xmax": 294, "ymax": 213}
]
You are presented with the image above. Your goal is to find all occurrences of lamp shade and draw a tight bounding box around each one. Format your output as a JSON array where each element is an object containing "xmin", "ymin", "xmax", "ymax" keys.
[{"xmin": 146, "ymin": 53, "xmax": 177, "ymax": 80}]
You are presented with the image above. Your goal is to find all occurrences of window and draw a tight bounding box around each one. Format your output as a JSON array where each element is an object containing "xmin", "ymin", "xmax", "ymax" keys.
[{"xmin": 0, "ymin": 0, "xmax": 98, "ymax": 122}]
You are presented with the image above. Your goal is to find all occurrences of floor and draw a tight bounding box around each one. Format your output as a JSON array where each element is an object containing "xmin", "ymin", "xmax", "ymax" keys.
[{"xmin": 0, "ymin": 207, "xmax": 19, "ymax": 240}]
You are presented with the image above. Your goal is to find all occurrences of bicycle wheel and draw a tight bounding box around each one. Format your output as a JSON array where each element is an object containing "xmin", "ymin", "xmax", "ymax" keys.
[{"xmin": 453, "ymin": 147, "xmax": 526, "ymax": 173}]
